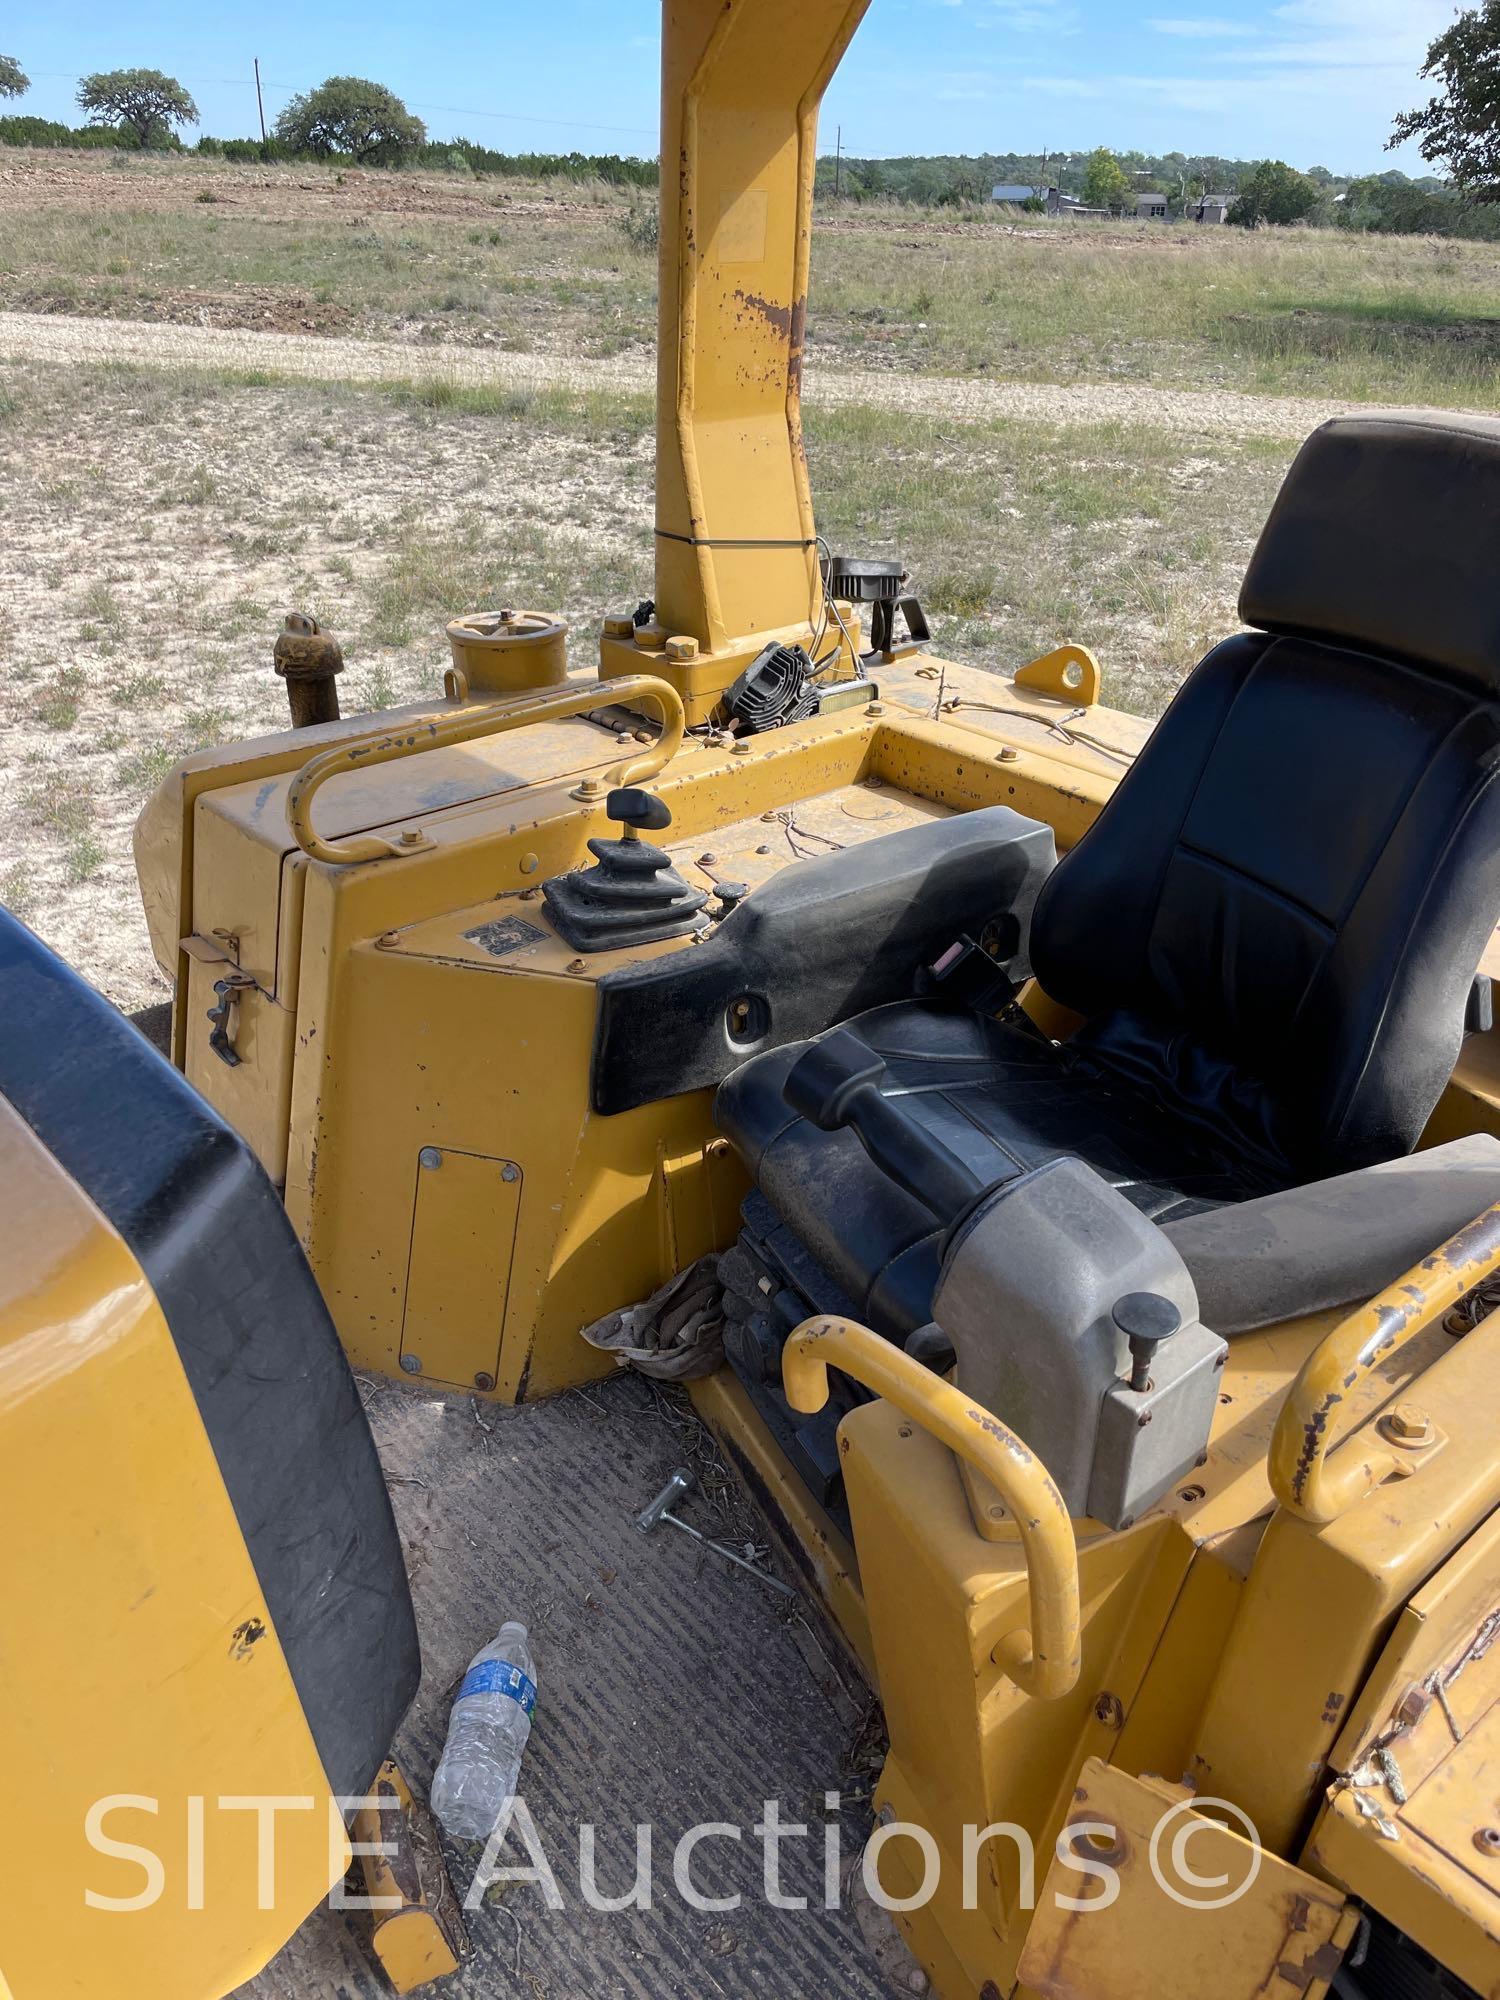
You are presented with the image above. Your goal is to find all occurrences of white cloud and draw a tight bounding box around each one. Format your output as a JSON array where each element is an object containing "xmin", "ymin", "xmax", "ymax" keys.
[
  {"xmin": 1227, "ymin": 0, "xmax": 1454, "ymax": 69},
  {"xmin": 1147, "ymin": 18, "xmax": 1255, "ymax": 35}
]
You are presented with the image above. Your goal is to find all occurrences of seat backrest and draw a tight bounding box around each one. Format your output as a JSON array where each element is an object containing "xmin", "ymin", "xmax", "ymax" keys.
[{"xmin": 1029, "ymin": 412, "xmax": 1500, "ymax": 1179}]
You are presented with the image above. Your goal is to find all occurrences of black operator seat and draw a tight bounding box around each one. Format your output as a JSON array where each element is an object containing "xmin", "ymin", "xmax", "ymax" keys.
[{"xmin": 717, "ymin": 412, "xmax": 1500, "ymax": 1338}]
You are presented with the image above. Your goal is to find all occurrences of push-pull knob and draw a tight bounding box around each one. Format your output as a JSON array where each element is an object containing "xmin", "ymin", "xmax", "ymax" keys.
[{"xmin": 1112, "ymin": 1291, "xmax": 1182, "ymax": 1392}]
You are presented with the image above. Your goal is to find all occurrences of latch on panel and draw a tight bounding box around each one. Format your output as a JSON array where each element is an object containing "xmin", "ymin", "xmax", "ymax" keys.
[{"xmin": 206, "ymin": 971, "xmax": 257, "ymax": 1068}]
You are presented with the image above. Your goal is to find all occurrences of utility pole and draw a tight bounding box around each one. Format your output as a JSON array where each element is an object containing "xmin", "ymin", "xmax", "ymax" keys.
[
  {"xmin": 253, "ymin": 57, "xmax": 267, "ymax": 145},
  {"xmin": 835, "ymin": 124, "xmax": 842, "ymax": 200}
]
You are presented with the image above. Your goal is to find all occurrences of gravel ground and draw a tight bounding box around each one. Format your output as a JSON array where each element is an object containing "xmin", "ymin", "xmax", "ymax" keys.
[{"xmin": 0, "ymin": 307, "xmax": 1417, "ymax": 442}]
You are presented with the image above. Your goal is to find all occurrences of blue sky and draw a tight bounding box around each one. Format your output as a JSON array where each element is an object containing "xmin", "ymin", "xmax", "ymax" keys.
[{"xmin": 12, "ymin": 0, "xmax": 1459, "ymax": 174}]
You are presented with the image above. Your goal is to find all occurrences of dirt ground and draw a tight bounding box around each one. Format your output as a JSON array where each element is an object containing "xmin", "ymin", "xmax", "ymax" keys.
[
  {"xmin": 0, "ymin": 306, "xmax": 1377, "ymax": 443},
  {"xmin": 0, "ymin": 147, "xmax": 1111, "ymax": 237}
]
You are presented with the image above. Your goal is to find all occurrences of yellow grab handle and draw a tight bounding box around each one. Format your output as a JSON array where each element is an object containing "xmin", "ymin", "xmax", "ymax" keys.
[
  {"xmin": 1270, "ymin": 1200, "xmax": 1500, "ymax": 1525},
  {"xmin": 286, "ymin": 674, "xmax": 687, "ymax": 867},
  {"xmin": 783, "ymin": 1316, "xmax": 1081, "ymax": 1700}
]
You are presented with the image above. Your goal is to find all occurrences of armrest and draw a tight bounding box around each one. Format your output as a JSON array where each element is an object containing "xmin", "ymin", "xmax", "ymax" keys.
[{"xmin": 1164, "ymin": 1135, "xmax": 1500, "ymax": 1335}]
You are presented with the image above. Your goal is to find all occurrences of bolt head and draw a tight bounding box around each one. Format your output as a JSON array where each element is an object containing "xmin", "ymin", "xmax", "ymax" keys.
[
  {"xmin": 1395, "ymin": 1686, "xmax": 1431, "ymax": 1731},
  {"xmin": 398, "ymin": 828, "xmax": 423, "ymax": 847},
  {"xmin": 474, "ymin": 1372, "xmax": 495, "ymax": 1392},
  {"xmin": 501, "ymin": 1162, "xmax": 520, "ymax": 1183},
  {"xmin": 1384, "ymin": 1402, "xmax": 1434, "ymax": 1446},
  {"xmin": 997, "ymin": 746, "xmax": 1020, "ymax": 762},
  {"xmin": 400, "ymin": 1354, "xmax": 422, "ymax": 1374},
  {"xmin": 733, "ymin": 740, "xmax": 754, "ymax": 756},
  {"xmin": 865, "ymin": 701, "xmax": 886, "ymax": 717},
  {"xmin": 1475, "ymin": 1826, "xmax": 1500, "ymax": 1855},
  {"xmin": 419, "ymin": 1147, "xmax": 442, "ymax": 1170}
]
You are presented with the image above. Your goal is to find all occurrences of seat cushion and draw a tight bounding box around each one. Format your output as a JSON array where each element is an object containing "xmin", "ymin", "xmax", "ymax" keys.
[{"xmin": 716, "ymin": 999, "xmax": 1277, "ymax": 1338}]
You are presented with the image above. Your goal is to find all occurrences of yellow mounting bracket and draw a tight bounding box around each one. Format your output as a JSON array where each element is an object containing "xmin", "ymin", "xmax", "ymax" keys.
[
  {"xmin": 1014, "ymin": 643, "xmax": 1102, "ymax": 708},
  {"xmin": 285, "ymin": 674, "xmax": 686, "ymax": 867},
  {"xmin": 783, "ymin": 1315, "xmax": 1082, "ymax": 1699},
  {"xmin": 1270, "ymin": 1201, "xmax": 1500, "ymax": 1525}
]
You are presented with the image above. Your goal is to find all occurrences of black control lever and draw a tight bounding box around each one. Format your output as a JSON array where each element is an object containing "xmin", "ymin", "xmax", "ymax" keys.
[
  {"xmin": 783, "ymin": 1028, "xmax": 984, "ymax": 1220},
  {"xmin": 606, "ymin": 786, "xmax": 672, "ymax": 838}
]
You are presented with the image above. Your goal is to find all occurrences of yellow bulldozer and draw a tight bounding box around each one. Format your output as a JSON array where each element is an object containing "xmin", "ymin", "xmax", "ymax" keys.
[{"xmin": 5, "ymin": 3, "xmax": 1500, "ymax": 1997}]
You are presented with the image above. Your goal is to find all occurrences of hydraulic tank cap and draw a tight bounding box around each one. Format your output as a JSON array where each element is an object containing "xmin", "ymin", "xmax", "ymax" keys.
[{"xmin": 445, "ymin": 608, "xmax": 569, "ymax": 694}]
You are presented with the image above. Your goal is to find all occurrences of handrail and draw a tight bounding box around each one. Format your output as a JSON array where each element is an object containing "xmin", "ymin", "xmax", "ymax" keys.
[
  {"xmin": 1270, "ymin": 1200, "xmax": 1500, "ymax": 1525},
  {"xmin": 285, "ymin": 674, "xmax": 687, "ymax": 867},
  {"xmin": 783, "ymin": 1316, "xmax": 1082, "ymax": 1700}
]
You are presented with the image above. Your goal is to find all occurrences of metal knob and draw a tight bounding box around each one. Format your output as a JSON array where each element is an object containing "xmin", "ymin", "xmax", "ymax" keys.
[{"xmin": 1112, "ymin": 1292, "xmax": 1182, "ymax": 1393}]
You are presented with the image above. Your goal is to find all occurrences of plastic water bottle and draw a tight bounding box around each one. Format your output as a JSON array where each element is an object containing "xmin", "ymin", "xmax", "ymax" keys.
[{"xmin": 429, "ymin": 1622, "xmax": 538, "ymax": 1839}]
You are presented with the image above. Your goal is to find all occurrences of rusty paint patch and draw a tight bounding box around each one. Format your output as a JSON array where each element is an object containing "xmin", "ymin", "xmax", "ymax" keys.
[
  {"xmin": 1277, "ymin": 1936, "xmax": 1346, "ymax": 1989},
  {"xmin": 732, "ymin": 286, "xmax": 797, "ymax": 342},
  {"xmin": 788, "ymin": 295, "xmax": 808, "ymax": 397}
]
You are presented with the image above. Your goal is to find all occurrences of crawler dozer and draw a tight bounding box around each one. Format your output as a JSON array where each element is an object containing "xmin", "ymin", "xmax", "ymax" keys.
[{"xmin": 7, "ymin": 4, "xmax": 1500, "ymax": 1997}]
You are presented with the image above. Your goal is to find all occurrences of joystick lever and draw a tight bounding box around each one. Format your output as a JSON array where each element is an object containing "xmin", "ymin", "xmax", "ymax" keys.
[{"xmin": 607, "ymin": 786, "xmax": 673, "ymax": 840}]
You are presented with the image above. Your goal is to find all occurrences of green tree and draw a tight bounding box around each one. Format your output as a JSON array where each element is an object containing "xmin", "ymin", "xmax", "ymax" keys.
[
  {"xmin": 1081, "ymin": 146, "xmax": 1132, "ymax": 212},
  {"xmin": 1339, "ymin": 175, "xmax": 1460, "ymax": 234},
  {"xmin": 1391, "ymin": 0, "xmax": 1500, "ymax": 202},
  {"xmin": 275, "ymin": 77, "xmax": 426, "ymax": 167},
  {"xmin": 76, "ymin": 68, "xmax": 198, "ymax": 147},
  {"xmin": 1227, "ymin": 160, "xmax": 1318, "ymax": 228},
  {"xmin": 0, "ymin": 55, "xmax": 29, "ymax": 99}
]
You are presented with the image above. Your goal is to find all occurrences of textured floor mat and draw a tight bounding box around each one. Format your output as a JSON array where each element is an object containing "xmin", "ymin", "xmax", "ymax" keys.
[{"xmin": 239, "ymin": 1370, "xmax": 889, "ymax": 1999}]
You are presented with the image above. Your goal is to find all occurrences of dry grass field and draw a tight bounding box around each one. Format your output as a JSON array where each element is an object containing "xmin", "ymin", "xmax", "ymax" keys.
[
  {"xmin": 6, "ymin": 149, "xmax": 1500, "ymax": 400},
  {"xmin": 2, "ymin": 145, "xmax": 1497, "ymax": 1005}
]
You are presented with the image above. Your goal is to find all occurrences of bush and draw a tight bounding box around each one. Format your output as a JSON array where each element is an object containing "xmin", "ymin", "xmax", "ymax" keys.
[
  {"xmin": 416, "ymin": 138, "xmax": 657, "ymax": 186},
  {"xmin": 619, "ymin": 198, "xmax": 659, "ymax": 253},
  {"xmin": 195, "ymin": 134, "xmax": 294, "ymax": 163},
  {"xmin": 0, "ymin": 114, "xmax": 135, "ymax": 149}
]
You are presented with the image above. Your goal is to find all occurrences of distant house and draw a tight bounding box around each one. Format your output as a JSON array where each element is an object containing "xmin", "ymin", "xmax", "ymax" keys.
[
  {"xmin": 1189, "ymin": 194, "xmax": 1232, "ymax": 224},
  {"xmin": 1059, "ymin": 195, "xmax": 1108, "ymax": 218},
  {"xmin": 991, "ymin": 183, "xmax": 1060, "ymax": 214},
  {"xmin": 1136, "ymin": 193, "xmax": 1169, "ymax": 221}
]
